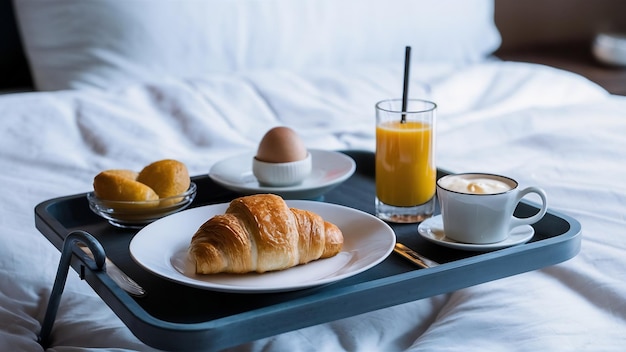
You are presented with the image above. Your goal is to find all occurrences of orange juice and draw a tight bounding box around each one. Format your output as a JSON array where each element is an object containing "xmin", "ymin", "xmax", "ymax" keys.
[{"xmin": 376, "ymin": 120, "xmax": 435, "ymax": 206}]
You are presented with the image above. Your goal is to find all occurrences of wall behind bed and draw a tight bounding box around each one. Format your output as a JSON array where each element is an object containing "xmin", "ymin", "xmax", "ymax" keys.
[{"xmin": 495, "ymin": 0, "xmax": 626, "ymax": 50}]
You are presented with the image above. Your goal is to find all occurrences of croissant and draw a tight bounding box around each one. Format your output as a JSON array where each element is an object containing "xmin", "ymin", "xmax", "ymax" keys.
[{"xmin": 189, "ymin": 194, "xmax": 343, "ymax": 274}]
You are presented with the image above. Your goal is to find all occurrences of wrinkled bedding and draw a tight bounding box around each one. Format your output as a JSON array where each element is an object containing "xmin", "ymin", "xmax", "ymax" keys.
[{"xmin": 1, "ymin": 60, "xmax": 626, "ymax": 351}]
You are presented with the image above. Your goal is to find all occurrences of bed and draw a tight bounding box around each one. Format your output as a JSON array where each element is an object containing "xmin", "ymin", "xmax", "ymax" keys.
[{"xmin": 2, "ymin": 0, "xmax": 626, "ymax": 351}]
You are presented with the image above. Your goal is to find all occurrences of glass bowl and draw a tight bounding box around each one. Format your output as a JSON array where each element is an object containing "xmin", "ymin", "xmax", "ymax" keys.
[{"xmin": 87, "ymin": 182, "xmax": 197, "ymax": 228}]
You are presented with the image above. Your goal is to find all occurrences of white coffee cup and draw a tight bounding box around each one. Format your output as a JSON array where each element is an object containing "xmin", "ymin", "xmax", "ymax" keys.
[{"xmin": 436, "ymin": 173, "xmax": 548, "ymax": 244}]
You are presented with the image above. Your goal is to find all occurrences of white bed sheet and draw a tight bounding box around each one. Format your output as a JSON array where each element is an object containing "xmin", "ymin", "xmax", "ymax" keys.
[{"xmin": 1, "ymin": 60, "xmax": 626, "ymax": 351}]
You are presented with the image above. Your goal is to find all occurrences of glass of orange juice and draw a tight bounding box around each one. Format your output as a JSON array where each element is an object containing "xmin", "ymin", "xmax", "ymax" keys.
[{"xmin": 375, "ymin": 99, "xmax": 437, "ymax": 223}]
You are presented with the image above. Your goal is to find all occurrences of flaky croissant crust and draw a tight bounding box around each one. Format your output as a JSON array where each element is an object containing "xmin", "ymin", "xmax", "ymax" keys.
[{"xmin": 189, "ymin": 194, "xmax": 343, "ymax": 274}]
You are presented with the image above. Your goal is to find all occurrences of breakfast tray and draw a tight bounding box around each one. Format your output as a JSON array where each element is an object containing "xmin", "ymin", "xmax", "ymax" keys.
[{"xmin": 34, "ymin": 150, "xmax": 581, "ymax": 351}]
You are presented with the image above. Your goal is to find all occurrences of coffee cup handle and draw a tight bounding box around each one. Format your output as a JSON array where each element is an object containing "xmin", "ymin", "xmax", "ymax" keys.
[{"xmin": 510, "ymin": 187, "xmax": 548, "ymax": 229}]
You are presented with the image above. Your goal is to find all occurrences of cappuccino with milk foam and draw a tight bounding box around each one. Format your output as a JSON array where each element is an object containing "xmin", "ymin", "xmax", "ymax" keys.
[
  {"xmin": 436, "ymin": 173, "xmax": 548, "ymax": 244},
  {"xmin": 437, "ymin": 174, "xmax": 514, "ymax": 194}
]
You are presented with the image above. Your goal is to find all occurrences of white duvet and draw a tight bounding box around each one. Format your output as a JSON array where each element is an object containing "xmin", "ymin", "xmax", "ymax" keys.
[{"xmin": 1, "ymin": 60, "xmax": 626, "ymax": 351}]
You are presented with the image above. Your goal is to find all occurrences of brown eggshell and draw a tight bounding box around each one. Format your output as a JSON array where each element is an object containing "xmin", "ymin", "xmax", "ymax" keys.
[{"xmin": 256, "ymin": 127, "xmax": 307, "ymax": 163}]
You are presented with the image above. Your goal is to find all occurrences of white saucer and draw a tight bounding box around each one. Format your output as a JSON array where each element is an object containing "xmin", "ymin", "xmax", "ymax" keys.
[
  {"xmin": 417, "ymin": 215, "xmax": 534, "ymax": 251},
  {"xmin": 208, "ymin": 149, "xmax": 356, "ymax": 199}
]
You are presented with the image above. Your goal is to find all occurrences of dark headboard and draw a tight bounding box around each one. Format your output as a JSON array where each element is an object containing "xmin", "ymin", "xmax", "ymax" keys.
[
  {"xmin": 495, "ymin": 0, "xmax": 626, "ymax": 51},
  {"xmin": 0, "ymin": 0, "xmax": 33, "ymax": 92}
]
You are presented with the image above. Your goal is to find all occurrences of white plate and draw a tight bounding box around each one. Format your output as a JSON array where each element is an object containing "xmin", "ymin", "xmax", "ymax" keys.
[
  {"xmin": 417, "ymin": 215, "xmax": 534, "ymax": 251},
  {"xmin": 208, "ymin": 149, "xmax": 356, "ymax": 199},
  {"xmin": 130, "ymin": 200, "xmax": 396, "ymax": 293}
]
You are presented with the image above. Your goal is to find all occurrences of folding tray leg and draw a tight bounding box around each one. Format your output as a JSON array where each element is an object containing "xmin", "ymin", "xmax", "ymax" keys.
[{"xmin": 38, "ymin": 230, "xmax": 106, "ymax": 348}]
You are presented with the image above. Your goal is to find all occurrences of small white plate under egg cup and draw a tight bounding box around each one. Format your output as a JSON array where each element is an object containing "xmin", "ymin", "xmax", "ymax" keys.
[{"xmin": 209, "ymin": 149, "xmax": 356, "ymax": 199}]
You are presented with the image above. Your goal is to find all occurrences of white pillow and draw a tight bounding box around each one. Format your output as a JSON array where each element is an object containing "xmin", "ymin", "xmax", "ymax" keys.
[{"xmin": 15, "ymin": 0, "xmax": 501, "ymax": 91}]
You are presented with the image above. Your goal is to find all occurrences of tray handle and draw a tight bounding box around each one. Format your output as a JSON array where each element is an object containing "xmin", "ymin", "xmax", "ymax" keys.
[{"xmin": 38, "ymin": 230, "xmax": 106, "ymax": 348}]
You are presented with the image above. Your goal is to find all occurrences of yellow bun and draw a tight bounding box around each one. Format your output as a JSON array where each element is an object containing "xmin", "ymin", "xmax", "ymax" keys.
[
  {"xmin": 137, "ymin": 159, "xmax": 190, "ymax": 198},
  {"xmin": 99, "ymin": 169, "xmax": 139, "ymax": 181},
  {"xmin": 93, "ymin": 170, "xmax": 159, "ymax": 203}
]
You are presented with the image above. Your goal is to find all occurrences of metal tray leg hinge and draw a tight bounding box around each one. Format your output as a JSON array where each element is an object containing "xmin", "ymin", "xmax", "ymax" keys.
[{"xmin": 38, "ymin": 230, "xmax": 106, "ymax": 348}]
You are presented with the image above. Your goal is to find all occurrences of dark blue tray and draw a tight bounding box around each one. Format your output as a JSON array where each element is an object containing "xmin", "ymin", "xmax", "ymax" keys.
[{"xmin": 35, "ymin": 150, "xmax": 581, "ymax": 351}]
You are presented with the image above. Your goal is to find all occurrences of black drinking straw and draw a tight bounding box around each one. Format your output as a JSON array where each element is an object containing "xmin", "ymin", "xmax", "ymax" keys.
[{"xmin": 401, "ymin": 46, "xmax": 411, "ymax": 123}]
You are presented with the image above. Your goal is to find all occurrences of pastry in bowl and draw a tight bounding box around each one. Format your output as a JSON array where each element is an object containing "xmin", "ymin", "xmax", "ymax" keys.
[
  {"xmin": 88, "ymin": 159, "xmax": 195, "ymax": 228},
  {"xmin": 93, "ymin": 169, "xmax": 159, "ymax": 208},
  {"xmin": 137, "ymin": 159, "xmax": 190, "ymax": 197}
]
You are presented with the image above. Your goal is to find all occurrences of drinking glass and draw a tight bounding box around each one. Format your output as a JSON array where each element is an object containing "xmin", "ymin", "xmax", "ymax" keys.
[{"xmin": 375, "ymin": 99, "xmax": 437, "ymax": 223}]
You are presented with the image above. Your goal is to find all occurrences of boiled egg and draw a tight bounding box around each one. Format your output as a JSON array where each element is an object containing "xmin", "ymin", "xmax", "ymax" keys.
[{"xmin": 255, "ymin": 126, "xmax": 308, "ymax": 163}]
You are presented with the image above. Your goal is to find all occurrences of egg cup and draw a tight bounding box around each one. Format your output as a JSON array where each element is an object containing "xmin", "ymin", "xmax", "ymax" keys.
[{"xmin": 252, "ymin": 153, "xmax": 312, "ymax": 187}]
